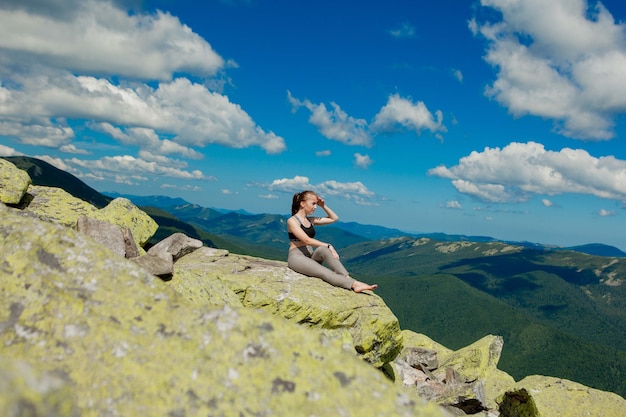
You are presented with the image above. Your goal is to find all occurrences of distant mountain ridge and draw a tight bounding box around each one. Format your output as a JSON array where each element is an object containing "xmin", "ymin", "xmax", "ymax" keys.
[{"xmin": 108, "ymin": 192, "xmax": 626, "ymax": 258}]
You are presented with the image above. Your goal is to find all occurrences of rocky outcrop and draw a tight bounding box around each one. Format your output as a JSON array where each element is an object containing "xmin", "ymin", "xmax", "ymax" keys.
[
  {"xmin": 0, "ymin": 158, "xmax": 31, "ymax": 204},
  {"xmin": 2, "ymin": 158, "xmax": 626, "ymax": 417},
  {"xmin": 169, "ymin": 246, "xmax": 403, "ymax": 368}
]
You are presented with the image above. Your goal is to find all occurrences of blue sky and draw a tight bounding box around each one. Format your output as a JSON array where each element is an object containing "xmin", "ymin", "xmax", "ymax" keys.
[{"xmin": 1, "ymin": 0, "xmax": 626, "ymax": 251}]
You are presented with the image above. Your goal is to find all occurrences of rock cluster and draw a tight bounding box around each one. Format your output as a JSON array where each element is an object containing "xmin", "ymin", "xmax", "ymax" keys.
[{"xmin": 1, "ymin": 158, "xmax": 625, "ymax": 417}]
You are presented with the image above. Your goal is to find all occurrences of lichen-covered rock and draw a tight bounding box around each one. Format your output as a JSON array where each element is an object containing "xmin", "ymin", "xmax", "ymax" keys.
[
  {"xmin": 500, "ymin": 375, "xmax": 626, "ymax": 417},
  {"xmin": 0, "ymin": 158, "xmax": 31, "ymax": 204},
  {"xmin": 169, "ymin": 247, "xmax": 243, "ymax": 307},
  {"xmin": 391, "ymin": 332, "xmax": 515, "ymax": 413},
  {"xmin": 23, "ymin": 185, "xmax": 97, "ymax": 225},
  {"xmin": 436, "ymin": 335, "xmax": 515, "ymax": 410},
  {"xmin": 89, "ymin": 197, "xmax": 158, "ymax": 247},
  {"xmin": 0, "ymin": 356, "xmax": 80, "ymax": 417},
  {"xmin": 0, "ymin": 209, "xmax": 450, "ymax": 417},
  {"xmin": 172, "ymin": 247, "xmax": 404, "ymax": 368}
]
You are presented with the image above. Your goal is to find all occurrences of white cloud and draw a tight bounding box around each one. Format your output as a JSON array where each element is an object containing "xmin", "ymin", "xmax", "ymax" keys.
[
  {"xmin": 371, "ymin": 94, "xmax": 447, "ymax": 136},
  {"xmin": 598, "ymin": 208, "xmax": 616, "ymax": 217},
  {"xmin": 389, "ymin": 22, "xmax": 416, "ymax": 38},
  {"xmin": 268, "ymin": 175, "xmax": 375, "ymax": 205},
  {"xmin": 354, "ymin": 153, "xmax": 373, "ymax": 169},
  {"xmin": 0, "ymin": 0, "xmax": 285, "ymax": 163},
  {"xmin": 446, "ymin": 200, "xmax": 462, "ymax": 209},
  {"xmin": 0, "ymin": 0, "xmax": 224, "ymax": 80},
  {"xmin": 0, "ymin": 144, "xmax": 20, "ymax": 156},
  {"xmin": 59, "ymin": 143, "xmax": 90, "ymax": 155},
  {"xmin": 541, "ymin": 198, "xmax": 553, "ymax": 207},
  {"xmin": 316, "ymin": 150, "xmax": 332, "ymax": 157},
  {"xmin": 473, "ymin": 0, "xmax": 626, "ymax": 140},
  {"xmin": 160, "ymin": 183, "xmax": 203, "ymax": 192},
  {"xmin": 288, "ymin": 92, "xmax": 446, "ymax": 145},
  {"xmin": 428, "ymin": 141, "xmax": 626, "ymax": 203},
  {"xmin": 288, "ymin": 91, "xmax": 371, "ymax": 146},
  {"xmin": 64, "ymin": 155, "xmax": 208, "ymax": 183}
]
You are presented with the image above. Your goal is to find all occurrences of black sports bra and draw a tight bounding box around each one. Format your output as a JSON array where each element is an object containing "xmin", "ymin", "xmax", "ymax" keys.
[{"xmin": 288, "ymin": 216, "xmax": 316, "ymax": 242}]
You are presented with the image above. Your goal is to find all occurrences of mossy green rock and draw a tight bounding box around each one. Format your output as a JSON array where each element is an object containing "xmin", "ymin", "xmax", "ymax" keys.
[
  {"xmin": 0, "ymin": 207, "xmax": 450, "ymax": 417},
  {"xmin": 0, "ymin": 158, "xmax": 31, "ymax": 204},
  {"xmin": 0, "ymin": 356, "xmax": 79, "ymax": 417},
  {"xmin": 23, "ymin": 184, "xmax": 98, "ymax": 225},
  {"xmin": 172, "ymin": 247, "xmax": 404, "ymax": 368},
  {"xmin": 169, "ymin": 247, "xmax": 243, "ymax": 307},
  {"xmin": 89, "ymin": 197, "xmax": 158, "ymax": 246},
  {"xmin": 500, "ymin": 375, "xmax": 626, "ymax": 417},
  {"xmin": 436, "ymin": 335, "xmax": 515, "ymax": 409}
]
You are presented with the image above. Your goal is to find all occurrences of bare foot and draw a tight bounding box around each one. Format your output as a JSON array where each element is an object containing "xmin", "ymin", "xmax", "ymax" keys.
[{"xmin": 352, "ymin": 281, "xmax": 378, "ymax": 293}]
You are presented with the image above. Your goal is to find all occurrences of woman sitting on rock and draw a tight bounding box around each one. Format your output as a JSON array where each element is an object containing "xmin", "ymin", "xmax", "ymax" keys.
[{"xmin": 287, "ymin": 190, "xmax": 378, "ymax": 293}]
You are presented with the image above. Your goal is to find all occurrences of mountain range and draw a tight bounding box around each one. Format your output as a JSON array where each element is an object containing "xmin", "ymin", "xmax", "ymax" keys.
[{"xmin": 4, "ymin": 155, "xmax": 626, "ymax": 398}]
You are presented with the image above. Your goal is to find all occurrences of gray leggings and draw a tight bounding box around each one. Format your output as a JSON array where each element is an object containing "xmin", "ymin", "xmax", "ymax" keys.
[{"xmin": 288, "ymin": 245, "xmax": 355, "ymax": 290}]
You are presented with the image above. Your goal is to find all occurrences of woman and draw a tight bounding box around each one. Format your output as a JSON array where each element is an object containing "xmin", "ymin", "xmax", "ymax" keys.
[{"xmin": 287, "ymin": 190, "xmax": 378, "ymax": 293}]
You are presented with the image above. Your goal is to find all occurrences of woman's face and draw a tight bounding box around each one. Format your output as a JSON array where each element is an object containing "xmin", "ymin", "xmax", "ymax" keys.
[{"xmin": 301, "ymin": 194, "xmax": 318, "ymax": 214}]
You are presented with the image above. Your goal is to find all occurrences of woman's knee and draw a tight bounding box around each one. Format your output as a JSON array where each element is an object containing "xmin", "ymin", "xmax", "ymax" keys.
[{"xmin": 312, "ymin": 245, "xmax": 332, "ymax": 261}]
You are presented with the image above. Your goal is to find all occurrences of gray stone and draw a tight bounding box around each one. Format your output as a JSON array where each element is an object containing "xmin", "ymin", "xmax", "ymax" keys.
[{"xmin": 147, "ymin": 232, "xmax": 202, "ymax": 261}]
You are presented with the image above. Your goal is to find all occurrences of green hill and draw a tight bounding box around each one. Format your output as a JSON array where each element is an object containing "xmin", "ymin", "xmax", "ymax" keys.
[{"xmin": 342, "ymin": 237, "xmax": 626, "ymax": 397}]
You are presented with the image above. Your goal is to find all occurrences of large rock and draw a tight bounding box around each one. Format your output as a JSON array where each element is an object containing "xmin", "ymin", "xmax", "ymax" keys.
[
  {"xmin": 0, "ymin": 158, "xmax": 31, "ymax": 205},
  {"xmin": 23, "ymin": 184, "xmax": 97, "ymax": 225},
  {"xmin": 0, "ymin": 207, "xmax": 450, "ymax": 417},
  {"xmin": 0, "ymin": 356, "xmax": 79, "ymax": 417},
  {"xmin": 500, "ymin": 375, "xmax": 626, "ymax": 417},
  {"xmin": 89, "ymin": 197, "xmax": 158, "ymax": 247},
  {"xmin": 171, "ymin": 247, "xmax": 404, "ymax": 368},
  {"xmin": 390, "ymin": 331, "xmax": 515, "ymax": 413},
  {"xmin": 169, "ymin": 247, "xmax": 244, "ymax": 307}
]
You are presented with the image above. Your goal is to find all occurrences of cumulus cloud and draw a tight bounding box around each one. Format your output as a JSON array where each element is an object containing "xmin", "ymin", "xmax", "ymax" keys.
[
  {"xmin": 268, "ymin": 175, "xmax": 376, "ymax": 205},
  {"xmin": 371, "ymin": 94, "xmax": 447, "ymax": 137},
  {"xmin": 287, "ymin": 91, "xmax": 372, "ymax": 146},
  {"xmin": 0, "ymin": 0, "xmax": 224, "ymax": 80},
  {"xmin": 0, "ymin": 0, "xmax": 286, "ymax": 171},
  {"xmin": 472, "ymin": 0, "xmax": 626, "ymax": 140},
  {"xmin": 354, "ymin": 153, "xmax": 373, "ymax": 169},
  {"xmin": 428, "ymin": 141, "xmax": 626, "ymax": 203},
  {"xmin": 288, "ymin": 91, "xmax": 446, "ymax": 144},
  {"xmin": 0, "ymin": 144, "xmax": 21, "ymax": 156},
  {"xmin": 541, "ymin": 198, "xmax": 553, "ymax": 207},
  {"xmin": 54, "ymin": 154, "xmax": 211, "ymax": 185}
]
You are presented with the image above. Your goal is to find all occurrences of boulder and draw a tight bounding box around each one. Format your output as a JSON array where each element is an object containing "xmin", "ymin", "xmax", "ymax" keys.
[
  {"xmin": 147, "ymin": 232, "xmax": 203, "ymax": 261},
  {"xmin": 23, "ymin": 185, "xmax": 97, "ymax": 225},
  {"xmin": 391, "ymin": 332, "xmax": 516, "ymax": 413},
  {"xmin": 0, "ymin": 356, "xmax": 79, "ymax": 417},
  {"xmin": 169, "ymin": 247, "xmax": 244, "ymax": 307},
  {"xmin": 499, "ymin": 375, "xmax": 626, "ymax": 417},
  {"xmin": 89, "ymin": 197, "xmax": 158, "ymax": 247},
  {"xmin": 0, "ymin": 208, "xmax": 451, "ymax": 417},
  {"xmin": 171, "ymin": 246, "xmax": 404, "ymax": 368},
  {"xmin": 0, "ymin": 158, "xmax": 31, "ymax": 205},
  {"xmin": 76, "ymin": 215, "xmax": 127, "ymax": 257},
  {"xmin": 131, "ymin": 250, "xmax": 175, "ymax": 277}
]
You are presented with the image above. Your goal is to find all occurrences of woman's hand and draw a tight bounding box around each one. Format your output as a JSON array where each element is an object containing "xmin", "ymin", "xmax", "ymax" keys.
[
  {"xmin": 317, "ymin": 197, "xmax": 325, "ymax": 208},
  {"xmin": 329, "ymin": 244, "xmax": 339, "ymax": 259}
]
